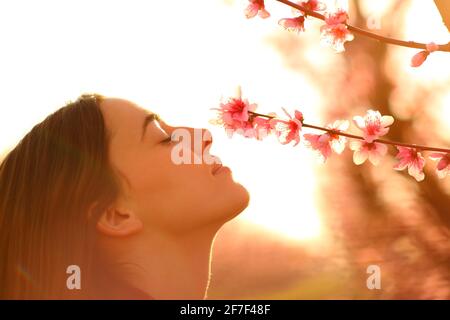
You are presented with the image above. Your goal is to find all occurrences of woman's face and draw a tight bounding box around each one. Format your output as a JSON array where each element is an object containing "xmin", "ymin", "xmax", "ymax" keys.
[{"xmin": 99, "ymin": 98, "xmax": 249, "ymax": 235}]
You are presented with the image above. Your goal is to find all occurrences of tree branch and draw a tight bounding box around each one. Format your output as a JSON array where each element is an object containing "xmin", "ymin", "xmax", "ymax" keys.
[
  {"xmin": 275, "ymin": 0, "xmax": 450, "ymax": 52},
  {"xmin": 249, "ymin": 111, "xmax": 450, "ymax": 153},
  {"xmin": 434, "ymin": 0, "xmax": 450, "ymax": 32}
]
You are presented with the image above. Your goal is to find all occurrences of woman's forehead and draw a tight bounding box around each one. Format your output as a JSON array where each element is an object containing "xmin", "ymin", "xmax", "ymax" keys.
[{"xmin": 100, "ymin": 98, "xmax": 152, "ymax": 130}]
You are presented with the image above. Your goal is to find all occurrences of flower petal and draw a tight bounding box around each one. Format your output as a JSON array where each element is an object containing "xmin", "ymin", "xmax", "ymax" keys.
[
  {"xmin": 437, "ymin": 166, "xmax": 449, "ymax": 179},
  {"xmin": 380, "ymin": 115, "xmax": 394, "ymax": 127},
  {"xmin": 375, "ymin": 143, "xmax": 388, "ymax": 156},
  {"xmin": 245, "ymin": 4, "xmax": 259, "ymax": 19},
  {"xmin": 331, "ymin": 137, "xmax": 346, "ymax": 154},
  {"xmin": 393, "ymin": 159, "xmax": 409, "ymax": 171},
  {"xmin": 368, "ymin": 147, "xmax": 385, "ymax": 166},
  {"xmin": 349, "ymin": 140, "xmax": 362, "ymax": 151},
  {"xmin": 258, "ymin": 8, "xmax": 271, "ymax": 19},
  {"xmin": 408, "ymin": 164, "xmax": 425, "ymax": 182},
  {"xmin": 353, "ymin": 150, "xmax": 368, "ymax": 165},
  {"xmin": 353, "ymin": 116, "xmax": 365, "ymax": 130}
]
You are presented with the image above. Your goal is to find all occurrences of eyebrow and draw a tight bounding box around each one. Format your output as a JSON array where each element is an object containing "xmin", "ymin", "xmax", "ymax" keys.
[{"xmin": 141, "ymin": 113, "xmax": 159, "ymax": 141}]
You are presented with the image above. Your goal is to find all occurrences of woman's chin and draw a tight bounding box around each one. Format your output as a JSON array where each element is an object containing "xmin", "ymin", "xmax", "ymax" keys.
[
  {"xmin": 237, "ymin": 183, "xmax": 250, "ymax": 210},
  {"xmin": 223, "ymin": 183, "xmax": 250, "ymax": 221}
]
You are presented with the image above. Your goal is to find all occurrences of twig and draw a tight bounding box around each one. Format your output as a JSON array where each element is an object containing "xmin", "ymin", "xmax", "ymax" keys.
[
  {"xmin": 249, "ymin": 111, "xmax": 450, "ymax": 153},
  {"xmin": 275, "ymin": 0, "xmax": 450, "ymax": 52}
]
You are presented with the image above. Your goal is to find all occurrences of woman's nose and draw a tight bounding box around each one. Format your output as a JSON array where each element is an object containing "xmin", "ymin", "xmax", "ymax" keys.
[
  {"xmin": 179, "ymin": 127, "xmax": 213, "ymax": 154},
  {"xmin": 202, "ymin": 128, "xmax": 213, "ymax": 150},
  {"xmin": 181, "ymin": 127, "xmax": 213, "ymax": 164},
  {"xmin": 192, "ymin": 127, "xmax": 212, "ymax": 153}
]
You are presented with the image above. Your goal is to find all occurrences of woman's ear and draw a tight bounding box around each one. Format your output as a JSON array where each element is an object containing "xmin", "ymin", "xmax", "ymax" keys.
[{"xmin": 96, "ymin": 206, "xmax": 143, "ymax": 237}]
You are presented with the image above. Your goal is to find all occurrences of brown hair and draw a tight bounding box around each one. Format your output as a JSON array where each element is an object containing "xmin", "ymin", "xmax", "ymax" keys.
[{"xmin": 0, "ymin": 94, "xmax": 128, "ymax": 299}]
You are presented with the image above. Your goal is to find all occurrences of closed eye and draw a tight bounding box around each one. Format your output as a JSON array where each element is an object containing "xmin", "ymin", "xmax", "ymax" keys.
[{"xmin": 161, "ymin": 136, "xmax": 172, "ymax": 144}]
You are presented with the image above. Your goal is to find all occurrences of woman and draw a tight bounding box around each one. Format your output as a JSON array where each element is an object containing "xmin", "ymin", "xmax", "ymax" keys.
[{"xmin": 0, "ymin": 94, "xmax": 249, "ymax": 299}]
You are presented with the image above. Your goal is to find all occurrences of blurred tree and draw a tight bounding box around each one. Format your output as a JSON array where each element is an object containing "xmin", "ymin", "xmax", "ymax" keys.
[
  {"xmin": 265, "ymin": 0, "xmax": 450, "ymax": 299},
  {"xmin": 435, "ymin": 0, "xmax": 450, "ymax": 31}
]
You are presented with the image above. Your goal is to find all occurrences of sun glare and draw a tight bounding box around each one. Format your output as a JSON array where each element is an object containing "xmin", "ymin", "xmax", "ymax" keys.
[{"xmin": 2, "ymin": 0, "xmax": 397, "ymax": 242}]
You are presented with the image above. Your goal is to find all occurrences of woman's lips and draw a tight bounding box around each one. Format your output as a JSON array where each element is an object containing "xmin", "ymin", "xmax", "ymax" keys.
[
  {"xmin": 211, "ymin": 161, "xmax": 231, "ymax": 175},
  {"xmin": 210, "ymin": 156, "xmax": 231, "ymax": 175},
  {"xmin": 211, "ymin": 163, "xmax": 223, "ymax": 175},
  {"xmin": 214, "ymin": 165, "xmax": 231, "ymax": 175}
]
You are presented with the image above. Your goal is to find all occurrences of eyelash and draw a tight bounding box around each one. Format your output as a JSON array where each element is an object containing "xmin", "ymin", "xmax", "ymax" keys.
[{"xmin": 161, "ymin": 136, "xmax": 172, "ymax": 144}]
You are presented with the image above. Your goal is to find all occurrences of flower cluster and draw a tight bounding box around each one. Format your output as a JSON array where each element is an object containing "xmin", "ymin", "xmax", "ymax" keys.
[
  {"xmin": 247, "ymin": 0, "xmax": 354, "ymax": 53},
  {"xmin": 303, "ymin": 120, "xmax": 348, "ymax": 163},
  {"xmin": 244, "ymin": 0, "xmax": 446, "ymax": 63},
  {"xmin": 319, "ymin": 9, "xmax": 354, "ymax": 53},
  {"xmin": 210, "ymin": 90, "xmax": 450, "ymax": 182},
  {"xmin": 209, "ymin": 89, "xmax": 258, "ymax": 139},
  {"xmin": 278, "ymin": 0, "xmax": 326, "ymax": 34},
  {"xmin": 245, "ymin": 0, "xmax": 270, "ymax": 19}
]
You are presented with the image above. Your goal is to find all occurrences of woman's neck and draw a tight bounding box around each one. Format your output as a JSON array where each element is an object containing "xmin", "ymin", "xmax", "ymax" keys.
[{"xmin": 114, "ymin": 225, "xmax": 219, "ymax": 300}]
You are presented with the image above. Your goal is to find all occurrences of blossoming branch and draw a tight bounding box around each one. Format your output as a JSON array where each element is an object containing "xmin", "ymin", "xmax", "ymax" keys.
[
  {"xmin": 245, "ymin": 0, "xmax": 450, "ymax": 66},
  {"xmin": 209, "ymin": 89, "xmax": 450, "ymax": 182}
]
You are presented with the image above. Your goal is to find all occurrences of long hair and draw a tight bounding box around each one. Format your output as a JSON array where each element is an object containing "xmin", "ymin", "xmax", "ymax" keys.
[{"xmin": 0, "ymin": 94, "xmax": 127, "ymax": 299}]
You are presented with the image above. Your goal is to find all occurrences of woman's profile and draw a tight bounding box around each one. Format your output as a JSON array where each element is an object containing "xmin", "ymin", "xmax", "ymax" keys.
[{"xmin": 0, "ymin": 94, "xmax": 250, "ymax": 299}]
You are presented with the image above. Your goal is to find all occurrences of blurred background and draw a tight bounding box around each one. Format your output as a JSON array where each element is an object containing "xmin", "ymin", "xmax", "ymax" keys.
[{"xmin": 0, "ymin": 0, "xmax": 449, "ymax": 299}]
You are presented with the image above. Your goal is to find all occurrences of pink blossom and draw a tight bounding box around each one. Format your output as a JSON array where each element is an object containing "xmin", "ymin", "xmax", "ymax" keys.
[
  {"xmin": 252, "ymin": 113, "xmax": 277, "ymax": 140},
  {"xmin": 353, "ymin": 110, "xmax": 394, "ymax": 143},
  {"xmin": 272, "ymin": 108, "xmax": 304, "ymax": 146},
  {"xmin": 349, "ymin": 140, "xmax": 388, "ymax": 166},
  {"xmin": 320, "ymin": 23, "xmax": 354, "ymax": 53},
  {"xmin": 245, "ymin": 0, "xmax": 270, "ymax": 19},
  {"xmin": 303, "ymin": 120, "xmax": 349, "ymax": 163},
  {"xmin": 303, "ymin": 134, "xmax": 332, "ymax": 163},
  {"xmin": 300, "ymin": 0, "xmax": 326, "ymax": 12},
  {"xmin": 429, "ymin": 153, "xmax": 449, "ymax": 179},
  {"xmin": 319, "ymin": 9, "xmax": 353, "ymax": 52},
  {"xmin": 226, "ymin": 121, "xmax": 257, "ymax": 139},
  {"xmin": 278, "ymin": 15, "xmax": 306, "ymax": 34},
  {"xmin": 324, "ymin": 9, "xmax": 349, "ymax": 25},
  {"xmin": 393, "ymin": 146, "xmax": 426, "ymax": 182},
  {"xmin": 291, "ymin": 0, "xmax": 327, "ymax": 15},
  {"xmin": 210, "ymin": 91, "xmax": 257, "ymax": 134}
]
